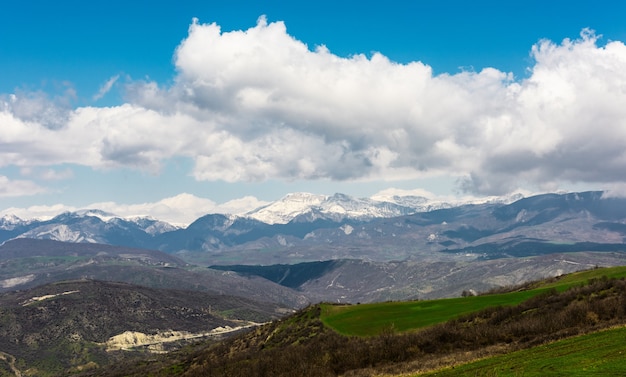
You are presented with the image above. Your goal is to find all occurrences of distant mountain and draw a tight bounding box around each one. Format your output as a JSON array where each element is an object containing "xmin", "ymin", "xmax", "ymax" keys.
[
  {"xmin": 2, "ymin": 191, "xmax": 626, "ymax": 306},
  {"xmin": 1, "ymin": 210, "xmax": 177, "ymax": 246},
  {"xmin": 0, "ymin": 238, "xmax": 309, "ymax": 308},
  {"xmin": 245, "ymin": 191, "xmax": 466, "ymax": 224},
  {"xmin": 0, "ymin": 214, "xmax": 30, "ymax": 230},
  {"xmin": 0, "ymin": 191, "xmax": 525, "ymax": 244},
  {"xmin": 1, "ymin": 191, "xmax": 625, "ymax": 267},
  {"xmin": 181, "ymin": 191, "xmax": 626, "ymax": 265},
  {"xmin": 245, "ymin": 192, "xmax": 328, "ymax": 224}
]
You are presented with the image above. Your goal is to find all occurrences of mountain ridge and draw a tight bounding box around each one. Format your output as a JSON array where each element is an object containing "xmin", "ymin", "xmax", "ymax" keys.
[
  {"xmin": 1, "ymin": 190, "xmax": 625, "ymax": 268},
  {"xmin": 0, "ymin": 189, "xmax": 531, "ymax": 251},
  {"xmin": 1, "ymin": 190, "xmax": 528, "ymax": 228}
]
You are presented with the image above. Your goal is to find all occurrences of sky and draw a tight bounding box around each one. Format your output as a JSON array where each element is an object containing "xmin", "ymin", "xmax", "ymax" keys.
[{"xmin": 2, "ymin": 1, "xmax": 626, "ymax": 224}]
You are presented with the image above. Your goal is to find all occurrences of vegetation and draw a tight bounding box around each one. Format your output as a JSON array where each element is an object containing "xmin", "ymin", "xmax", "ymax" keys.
[
  {"xmin": 321, "ymin": 265, "xmax": 626, "ymax": 336},
  {"xmin": 209, "ymin": 261, "xmax": 337, "ymax": 289},
  {"xmin": 86, "ymin": 267, "xmax": 626, "ymax": 376},
  {"xmin": 0, "ymin": 280, "xmax": 284, "ymax": 376},
  {"xmin": 422, "ymin": 326, "xmax": 626, "ymax": 376}
]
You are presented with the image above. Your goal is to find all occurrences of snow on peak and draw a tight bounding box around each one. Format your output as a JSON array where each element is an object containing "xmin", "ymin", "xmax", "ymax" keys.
[
  {"xmin": 247, "ymin": 192, "xmax": 418, "ymax": 224},
  {"xmin": 18, "ymin": 224, "xmax": 96, "ymax": 243},
  {"xmin": 74, "ymin": 209, "xmax": 118, "ymax": 222},
  {"xmin": 1, "ymin": 214, "xmax": 23, "ymax": 223},
  {"xmin": 246, "ymin": 190, "xmax": 530, "ymax": 225},
  {"xmin": 246, "ymin": 192, "xmax": 328, "ymax": 224},
  {"xmin": 126, "ymin": 216, "xmax": 180, "ymax": 235},
  {"xmin": 283, "ymin": 192, "xmax": 329, "ymax": 204},
  {"xmin": 0, "ymin": 214, "xmax": 26, "ymax": 230}
]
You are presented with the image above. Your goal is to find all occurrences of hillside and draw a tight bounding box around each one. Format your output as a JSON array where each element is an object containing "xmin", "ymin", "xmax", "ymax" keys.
[
  {"xmin": 0, "ymin": 279, "xmax": 289, "ymax": 376},
  {"xmin": 0, "ymin": 238, "xmax": 309, "ymax": 308},
  {"xmin": 82, "ymin": 266, "xmax": 626, "ymax": 377},
  {"xmin": 211, "ymin": 252, "xmax": 626, "ymax": 302},
  {"xmin": 423, "ymin": 326, "xmax": 626, "ymax": 376},
  {"xmin": 320, "ymin": 265, "xmax": 626, "ymax": 336}
]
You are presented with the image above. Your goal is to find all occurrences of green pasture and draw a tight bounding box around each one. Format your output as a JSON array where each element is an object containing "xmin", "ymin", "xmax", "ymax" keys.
[
  {"xmin": 421, "ymin": 325, "xmax": 626, "ymax": 376},
  {"xmin": 321, "ymin": 265, "xmax": 626, "ymax": 336}
]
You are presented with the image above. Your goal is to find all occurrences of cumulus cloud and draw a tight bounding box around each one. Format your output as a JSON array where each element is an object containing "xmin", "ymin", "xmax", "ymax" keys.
[
  {"xmin": 0, "ymin": 176, "xmax": 46, "ymax": 197},
  {"xmin": 1, "ymin": 88, "xmax": 73, "ymax": 130},
  {"xmin": 0, "ymin": 203, "xmax": 76, "ymax": 221},
  {"xmin": 1, "ymin": 19, "xmax": 626, "ymax": 195},
  {"xmin": 89, "ymin": 193, "xmax": 219, "ymax": 225}
]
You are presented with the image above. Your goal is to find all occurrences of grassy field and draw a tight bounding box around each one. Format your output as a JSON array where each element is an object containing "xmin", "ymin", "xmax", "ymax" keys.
[
  {"xmin": 321, "ymin": 266, "xmax": 626, "ymax": 336},
  {"xmin": 421, "ymin": 326, "xmax": 626, "ymax": 376}
]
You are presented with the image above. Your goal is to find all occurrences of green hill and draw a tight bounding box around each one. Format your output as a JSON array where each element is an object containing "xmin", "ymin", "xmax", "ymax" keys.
[
  {"xmin": 86, "ymin": 266, "xmax": 626, "ymax": 377},
  {"xmin": 422, "ymin": 326, "xmax": 626, "ymax": 376},
  {"xmin": 321, "ymin": 265, "xmax": 626, "ymax": 336}
]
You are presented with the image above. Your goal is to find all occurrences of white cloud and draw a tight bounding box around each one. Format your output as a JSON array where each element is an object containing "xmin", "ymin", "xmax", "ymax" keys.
[
  {"xmin": 0, "ymin": 203, "xmax": 76, "ymax": 221},
  {"xmin": 371, "ymin": 188, "xmax": 438, "ymax": 200},
  {"xmin": 0, "ymin": 193, "xmax": 268, "ymax": 225},
  {"xmin": 87, "ymin": 193, "xmax": 216, "ymax": 225},
  {"xmin": 1, "ymin": 89, "xmax": 72, "ymax": 130},
  {"xmin": 1, "ymin": 20, "xmax": 626, "ymax": 195},
  {"xmin": 86, "ymin": 193, "xmax": 267, "ymax": 225},
  {"xmin": 93, "ymin": 74, "xmax": 120, "ymax": 101},
  {"xmin": 215, "ymin": 196, "xmax": 269, "ymax": 215},
  {"xmin": 0, "ymin": 176, "xmax": 46, "ymax": 197}
]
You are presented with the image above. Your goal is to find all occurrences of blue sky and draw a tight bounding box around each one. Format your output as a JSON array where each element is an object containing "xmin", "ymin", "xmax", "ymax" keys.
[{"xmin": 2, "ymin": 1, "xmax": 626, "ymax": 223}]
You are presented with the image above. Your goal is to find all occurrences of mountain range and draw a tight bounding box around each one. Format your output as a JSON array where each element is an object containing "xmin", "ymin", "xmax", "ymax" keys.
[
  {"xmin": 1, "ymin": 190, "xmax": 522, "ymax": 234},
  {"xmin": 0, "ymin": 190, "xmax": 524, "ymax": 249},
  {"xmin": 1, "ymin": 190, "xmax": 626, "ymax": 303},
  {"xmin": 2, "ymin": 191, "xmax": 625, "ymax": 264}
]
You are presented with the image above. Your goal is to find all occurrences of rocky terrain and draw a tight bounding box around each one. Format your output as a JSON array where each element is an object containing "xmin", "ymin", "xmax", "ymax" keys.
[{"xmin": 0, "ymin": 279, "xmax": 289, "ymax": 375}]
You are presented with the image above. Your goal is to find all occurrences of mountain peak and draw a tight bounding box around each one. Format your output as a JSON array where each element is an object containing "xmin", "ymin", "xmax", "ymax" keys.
[
  {"xmin": 74, "ymin": 209, "xmax": 118, "ymax": 221},
  {"xmin": 247, "ymin": 191, "xmax": 419, "ymax": 224},
  {"xmin": 0, "ymin": 214, "xmax": 27, "ymax": 230},
  {"xmin": 282, "ymin": 192, "xmax": 328, "ymax": 203},
  {"xmin": 245, "ymin": 193, "xmax": 328, "ymax": 224}
]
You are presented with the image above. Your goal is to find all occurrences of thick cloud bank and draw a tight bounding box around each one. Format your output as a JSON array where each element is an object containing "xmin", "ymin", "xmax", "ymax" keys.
[{"xmin": 2, "ymin": 17, "xmax": 626, "ymax": 195}]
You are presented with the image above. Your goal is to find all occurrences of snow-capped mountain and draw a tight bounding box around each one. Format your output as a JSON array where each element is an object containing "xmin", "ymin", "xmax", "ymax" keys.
[
  {"xmin": 124, "ymin": 216, "xmax": 179, "ymax": 235},
  {"xmin": 370, "ymin": 192, "xmax": 526, "ymax": 211},
  {"xmin": 2, "ymin": 191, "xmax": 509, "ymax": 248},
  {"xmin": 0, "ymin": 214, "xmax": 29, "ymax": 230},
  {"xmin": 5, "ymin": 210, "xmax": 180, "ymax": 245},
  {"xmin": 2, "ymin": 191, "xmax": 626, "ymax": 267},
  {"xmin": 245, "ymin": 193, "xmax": 328, "ymax": 224},
  {"xmin": 18, "ymin": 224, "xmax": 98, "ymax": 243},
  {"xmin": 246, "ymin": 192, "xmax": 423, "ymax": 224},
  {"xmin": 243, "ymin": 191, "xmax": 517, "ymax": 224}
]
